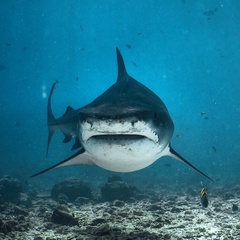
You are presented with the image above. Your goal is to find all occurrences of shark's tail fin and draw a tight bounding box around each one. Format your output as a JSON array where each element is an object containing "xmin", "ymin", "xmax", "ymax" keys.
[{"xmin": 46, "ymin": 81, "xmax": 58, "ymax": 156}]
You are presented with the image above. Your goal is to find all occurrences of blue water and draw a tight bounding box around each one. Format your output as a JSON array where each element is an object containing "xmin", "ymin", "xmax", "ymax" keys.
[{"xmin": 1, "ymin": 0, "xmax": 240, "ymax": 189}]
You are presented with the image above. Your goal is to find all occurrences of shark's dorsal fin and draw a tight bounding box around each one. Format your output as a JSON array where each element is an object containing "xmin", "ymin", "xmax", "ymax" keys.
[{"xmin": 116, "ymin": 47, "xmax": 128, "ymax": 82}]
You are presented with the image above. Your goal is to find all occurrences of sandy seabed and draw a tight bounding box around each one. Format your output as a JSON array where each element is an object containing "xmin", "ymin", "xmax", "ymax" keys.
[{"xmin": 1, "ymin": 183, "xmax": 240, "ymax": 240}]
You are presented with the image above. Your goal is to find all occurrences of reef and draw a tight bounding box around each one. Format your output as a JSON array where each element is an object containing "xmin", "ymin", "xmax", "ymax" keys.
[
  {"xmin": 51, "ymin": 177, "xmax": 93, "ymax": 203},
  {"xmin": 0, "ymin": 175, "xmax": 240, "ymax": 239},
  {"xmin": 101, "ymin": 175, "xmax": 142, "ymax": 201}
]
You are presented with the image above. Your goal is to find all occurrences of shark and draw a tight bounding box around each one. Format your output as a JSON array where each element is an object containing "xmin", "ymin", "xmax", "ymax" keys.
[{"xmin": 31, "ymin": 48, "xmax": 213, "ymax": 181}]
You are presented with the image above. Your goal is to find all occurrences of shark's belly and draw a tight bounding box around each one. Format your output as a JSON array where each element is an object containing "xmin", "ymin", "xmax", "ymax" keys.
[{"xmin": 83, "ymin": 137, "xmax": 163, "ymax": 172}]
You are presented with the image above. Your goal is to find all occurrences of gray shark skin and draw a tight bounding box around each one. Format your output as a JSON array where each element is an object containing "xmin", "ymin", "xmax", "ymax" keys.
[{"xmin": 31, "ymin": 48, "xmax": 213, "ymax": 181}]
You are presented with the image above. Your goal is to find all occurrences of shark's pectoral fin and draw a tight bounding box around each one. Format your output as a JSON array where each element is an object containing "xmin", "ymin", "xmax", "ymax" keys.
[
  {"xmin": 166, "ymin": 146, "xmax": 214, "ymax": 182},
  {"xmin": 30, "ymin": 149, "xmax": 95, "ymax": 178}
]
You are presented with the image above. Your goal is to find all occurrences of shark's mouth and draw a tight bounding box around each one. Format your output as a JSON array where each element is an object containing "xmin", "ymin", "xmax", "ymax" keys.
[
  {"xmin": 90, "ymin": 134, "xmax": 146, "ymax": 141},
  {"xmin": 87, "ymin": 134, "xmax": 149, "ymax": 148},
  {"xmin": 85, "ymin": 135, "xmax": 149, "ymax": 151}
]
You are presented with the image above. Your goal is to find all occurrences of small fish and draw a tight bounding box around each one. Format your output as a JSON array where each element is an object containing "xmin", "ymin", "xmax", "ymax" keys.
[
  {"xmin": 126, "ymin": 44, "xmax": 132, "ymax": 49},
  {"xmin": 200, "ymin": 182, "xmax": 208, "ymax": 208},
  {"xmin": 132, "ymin": 60, "xmax": 137, "ymax": 67},
  {"xmin": 204, "ymin": 8, "xmax": 217, "ymax": 17},
  {"xmin": 212, "ymin": 146, "xmax": 216, "ymax": 152}
]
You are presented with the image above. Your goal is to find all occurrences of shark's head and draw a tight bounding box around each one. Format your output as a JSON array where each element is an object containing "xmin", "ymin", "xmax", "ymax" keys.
[
  {"xmin": 78, "ymin": 111, "xmax": 174, "ymax": 172},
  {"xmin": 77, "ymin": 48, "xmax": 174, "ymax": 172}
]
